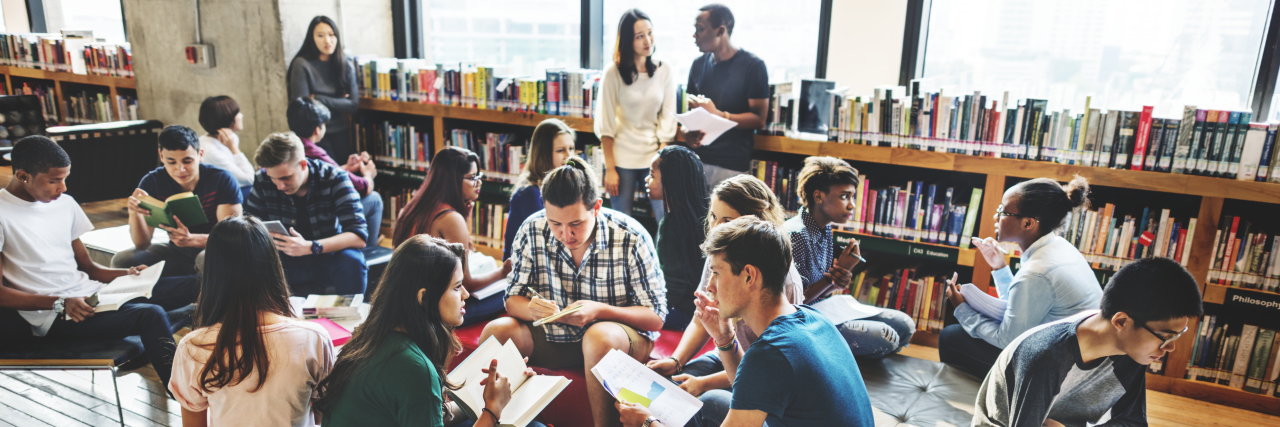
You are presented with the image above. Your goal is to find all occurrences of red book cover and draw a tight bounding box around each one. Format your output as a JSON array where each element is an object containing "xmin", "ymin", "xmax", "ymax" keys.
[
  {"xmin": 875, "ymin": 277, "xmax": 890, "ymax": 307},
  {"xmin": 309, "ymin": 318, "xmax": 352, "ymax": 346},
  {"xmin": 1224, "ymin": 217, "xmax": 1241, "ymax": 285},
  {"xmin": 907, "ymin": 280, "xmax": 921, "ymax": 319},
  {"xmin": 864, "ymin": 190, "xmax": 878, "ymax": 234},
  {"xmin": 895, "ymin": 269, "xmax": 913, "ymax": 311},
  {"xmin": 1132, "ymin": 106, "xmax": 1154, "ymax": 170},
  {"xmin": 1175, "ymin": 229, "xmax": 1188, "ymax": 264}
]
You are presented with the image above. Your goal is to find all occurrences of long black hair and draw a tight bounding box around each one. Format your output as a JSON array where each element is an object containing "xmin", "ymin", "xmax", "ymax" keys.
[
  {"xmin": 189, "ymin": 215, "xmax": 294, "ymax": 393},
  {"xmin": 393, "ymin": 147, "xmax": 480, "ymax": 246},
  {"xmin": 655, "ymin": 145, "xmax": 709, "ymax": 314},
  {"xmin": 613, "ymin": 8, "xmax": 658, "ymax": 85},
  {"xmin": 289, "ymin": 16, "xmax": 350, "ymax": 95},
  {"xmin": 314, "ymin": 235, "xmax": 467, "ymax": 413}
]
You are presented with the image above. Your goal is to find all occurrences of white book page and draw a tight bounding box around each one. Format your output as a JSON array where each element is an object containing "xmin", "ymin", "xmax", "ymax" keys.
[
  {"xmin": 591, "ymin": 349, "xmax": 702, "ymax": 427},
  {"xmin": 810, "ymin": 295, "xmax": 884, "ymax": 325},
  {"xmin": 472, "ymin": 279, "xmax": 507, "ymax": 300},
  {"xmin": 449, "ymin": 337, "xmax": 532, "ymax": 413},
  {"xmin": 501, "ymin": 375, "xmax": 569, "ymax": 427},
  {"xmin": 99, "ymin": 261, "xmax": 165, "ymax": 297}
]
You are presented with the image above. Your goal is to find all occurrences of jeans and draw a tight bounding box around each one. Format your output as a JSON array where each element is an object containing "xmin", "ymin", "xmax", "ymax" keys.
[
  {"xmin": 662, "ymin": 307, "xmax": 694, "ymax": 331},
  {"xmin": 687, "ymin": 389, "xmax": 737, "ymax": 427},
  {"xmin": 112, "ymin": 242, "xmax": 205, "ymax": 277},
  {"xmin": 361, "ymin": 191, "xmax": 384, "ymax": 247},
  {"xmin": 938, "ymin": 323, "xmax": 1004, "ymax": 379},
  {"xmin": 701, "ymin": 164, "xmax": 746, "ymax": 192},
  {"xmin": 613, "ymin": 167, "xmax": 665, "ymax": 223},
  {"xmin": 682, "ymin": 352, "xmax": 725, "ymax": 378},
  {"xmin": 837, "ymin": 309, "xmax": 916, "ymax": 358},
  {"xmin": 0, "ymin": 275, "xmax": 200, "ymax": 389},
  {"xmin": 459, "ymin": 292, "xmax": 506, "ymax": 327},
  {"xmin": 280, "ymin": 248, "xmax": 368, "ymax": 296}
]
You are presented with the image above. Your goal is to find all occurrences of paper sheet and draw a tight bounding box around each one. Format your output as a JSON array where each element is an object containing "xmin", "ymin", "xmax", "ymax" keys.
[
  {"xmin": 675, "ymin": 107, "xmax": 737, "ymax": 146},
  {"xmin": 591, "ymin": 349, "xmax": 702, "ymax": 427},
  {"xmin": 472, "ymin": 279, "xmax": 508, "ymax": 300},
  {"xmin": 95, "ymin": 261, "xmax": 166, "ymax": 310},
  {"xmin": 960, "ymin": 283, "xmax": 1007, "ymax": 321},
  {"xmin": 810, "ymin": 295, "xmax": 884, "ymax": 325}
]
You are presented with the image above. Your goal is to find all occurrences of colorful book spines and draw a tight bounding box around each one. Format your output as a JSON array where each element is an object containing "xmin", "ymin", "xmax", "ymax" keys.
[
  {"xmin": 848, "ymin": 269, "xmax": 947, "ymax": 333},
  {"xmin": 354, "ymin": 58, "xmax": 599, "ymax": 118}
]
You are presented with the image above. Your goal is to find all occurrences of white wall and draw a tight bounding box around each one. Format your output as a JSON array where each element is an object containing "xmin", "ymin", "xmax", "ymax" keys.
[
  {"xmin": 825, "ymin": 0, "xmax": 909, "ymax": 97},
  {"xmin": 279, "ymin": 0, "xmax": 394, "ymax": 64}
]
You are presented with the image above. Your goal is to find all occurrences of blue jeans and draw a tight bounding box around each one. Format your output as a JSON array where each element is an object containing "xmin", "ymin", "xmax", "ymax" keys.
[
  {"xmin": 459, "ymin": 292, "xmax": 506, "ymax": 327},
  {"xmin": 280, "ymin": 248, "xmax": 367, "ymax": 296},
  {"xmin": 687, "ymin": 389, "xmax": 736, "ymax": 427},
  {"xmin": 613, "ymin": 167, "xmax": 664, "ymax": 223},
  {"xmin": 361, "ymin": 191, "xmax": 384, "ymax": 247},
  {"xmin": 662, "ymin": 307, "xmax": 694, "ymax": 331},
  {"xmin": 837, "ymin": 309, "xmax": 916, "ymax": 358},
  {"xmin": 938, "ymin": 323, "xmax": 1003, "ymax": 378}
]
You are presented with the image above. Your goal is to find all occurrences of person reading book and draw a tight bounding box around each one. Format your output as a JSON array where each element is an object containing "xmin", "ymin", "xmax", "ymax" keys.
[
  {"xmin": 480, "ymin": 157, "xmax": 666, "ymax": 427},
  {"xmin": 197, "ymin": 95, "xmax": 256, "ymax": 189},
  {"xmin": 289, "ymin": 15, "xmax": 360, "ymax": 162},
  {"xmin": 785, "ymin": 156, "xmax": 915, "ymax": 357},
  {"xmin": 244, "ymin": 132, "xmax": 368, "ymax": 296},
  {"xmin": 314, "ymin": 235, "xmax": 546, "ymax": 427},
  {"xmin": 170, "ymin": 215, "xmax": 335, "ymax": 427},
  {"xmin": 393, "ymin": 146, "xmax": 513, "ymax": 327},
  {"xmin": 645, "ymin": 145, "xmax": 709, "ymax": 330},
  {"xmin": 972, "ymin": 257, "xmax": 1203, "ymax": 427},
  {"xmin": 620, "ymin": 216, "xmax": 874, "ymax": 427},
  {"xmin": 114, "ymin": 125, "xmax": 243, "ymax": 277},
  {"xmin": 940, "ymin": 176, "xmax": 1101, "ymax": 378},
  {"xmin": 683, "ymin": 4, "xmax": 769, "ymax": 189},
  {"xmin": 0, "ymin": 136, "xmax": 200, "ymax": 390},
  {"xmin": 504, "ymin": 118, "xmax": 577, "ymax": 260},
  {"xmin": 646, "ymin": 175, "xmax": 804, "ymax": 398},
  {"xmin": 287, "ymin": 96, "xmax": 383, "ymax": 247}
]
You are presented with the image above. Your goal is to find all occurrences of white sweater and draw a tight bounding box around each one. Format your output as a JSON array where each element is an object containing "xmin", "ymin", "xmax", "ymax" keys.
[
  {"xmin": 199, "ymin": 134, "xmax": 256, "ymax": 186},
  {"xmin": 593, "ymin": 61, "xmax": 678, "ymax": 169}
]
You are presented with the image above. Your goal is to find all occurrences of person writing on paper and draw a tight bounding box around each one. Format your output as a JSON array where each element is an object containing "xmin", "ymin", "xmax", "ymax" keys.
[
  {"xmin": 506, "ymin": 118, "xmax": 577, "ymax": 260},
  {"xmin": 197, "ymin": 96, "xmax": 255, "ymax": 189},
  {"xmin": 244, "ymin": 132, "xmax": 368, "ymax": 296},
  {"xmin": 939, "ymin": 176, "xmax": 1101, "ymax": 378},
  {"xmin": 480, "ymin": 157, "xmax": 666, "ymax": 427},
  {"xmin": 316, "ymin": 235, "xmax": 545, "ymax": 427},
  {"xmin": 115, "ymin": 125, "xmax": 244, "ymax": 277},
  {"xmin": 645, "ymin": 145, "xmax": 710, "ymax": 329},
  {"xmin": 0, "ymin": 136, "xmax": 200, "ymax": 390},
  {"xmin": 170, "ymin": 216, "xmax": 335, "ymax": 427},
  {"xmin": 785, "ymin": 156, "xmax": 915, "ymax": 357},
  {"xmin": 646, "ymin": 175, "xmax": 804, "ymax": 398},
  {"xmin": 620, "ymin": 216, "xmax": 874, "ymax": 427},
  {"xmin": 394, "ymin": 146, "xmax": 513, "ymax": 326},
  {"xmin": 595, "ymin": 8, "xmax": 677, "ymax": 222},
  {"xmin": 973, "ymin": 257, "xmax": 1202, "ymax": 427},
  {"xmin": 288, "ymin": 97, "xmax": 384, "ymax": 248},
  {"xmin": 684, "ymin": 4, "xmax": 769, "ymax": 189}
]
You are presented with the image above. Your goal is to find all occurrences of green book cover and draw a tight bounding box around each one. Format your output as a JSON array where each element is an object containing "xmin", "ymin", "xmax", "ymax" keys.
[
  {"xmin": 137, "ymin": 192, "xmax": 208, "ymax": 229},
  {"xmin": 1245, "ymin": 329, "xmax": 1276, "ymax": 393},
  {"xmin": 958, "ymin": 188, "xmax": 984, "ymax": 249}
]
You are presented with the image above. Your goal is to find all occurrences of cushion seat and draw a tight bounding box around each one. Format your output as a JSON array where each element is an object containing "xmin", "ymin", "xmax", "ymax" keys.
[{"xmin": 0, "ymin": 336, "xmax": 143, "ymax": 368}]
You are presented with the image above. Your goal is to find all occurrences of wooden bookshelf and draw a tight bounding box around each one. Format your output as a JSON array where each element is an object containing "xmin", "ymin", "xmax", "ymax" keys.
[
  {"xmin": 0, "ymin": 65, "xmax": 137, "ymax": 126},
  {"xmin": 357, "ymin": 99, "xmax": 1280, "ymax": 415}
]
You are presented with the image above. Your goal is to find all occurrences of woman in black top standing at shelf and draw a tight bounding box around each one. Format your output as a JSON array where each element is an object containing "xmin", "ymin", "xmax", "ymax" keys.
[{"xmin": 289, "ymin": 16, "xmax": 360, "ymax": 162}]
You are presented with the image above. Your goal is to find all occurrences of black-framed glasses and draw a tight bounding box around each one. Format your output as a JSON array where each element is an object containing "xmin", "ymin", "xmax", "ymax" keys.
[
  {"xmin": 463, "ymin": 173, "xmax": 484, "ymax": 184},
  {"xmin": 994, "ymin": 204, "xmax": 1028, "ymax": 219},
  {"xmin": 1141, "ymin": 323, "xmax": 1189, "ymax": 349}
]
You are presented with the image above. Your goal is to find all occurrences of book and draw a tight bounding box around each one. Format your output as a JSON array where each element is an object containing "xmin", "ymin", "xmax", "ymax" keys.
[
  {"xmin": 89, "ymin": 260, "xmax": 166, "ymax": 312},
  {"xmin": 958, "ymin": 189, "xmax": 984, "ymax": 249},
  {"xmin": 136, "ymin": 192, "xmax": 208, "ymax": 229},
  {"xmin": 308, "ymin": 318, "xmax": 352, "ymax": 346},
  {"xmin": 591, "ymin": 349, "xmax": 703, "ymax": 427},
  {"xmin": 1231, "ymin": 324, "xmax": 1259, "ymax": 388},
  {"xmin": 1244, "ymin": 328, "xmax": 1276, "ymax": 393},
  {"xmin": 447, "ymin": 337, "xmax": 571, "ymax": 427},
  {"xmin": 301, "ymin": 294, "xmax": 364, "ymax": 321}
]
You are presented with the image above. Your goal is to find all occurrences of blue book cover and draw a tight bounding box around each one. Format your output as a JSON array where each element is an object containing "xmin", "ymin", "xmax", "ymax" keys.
[{"xmin": 948, "ymin": 205, "xmax": 967, "ymax": 246}]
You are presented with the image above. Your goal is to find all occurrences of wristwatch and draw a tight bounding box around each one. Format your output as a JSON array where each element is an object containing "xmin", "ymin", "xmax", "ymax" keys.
[
  {"xmin": 311, "ymin": 240, "xmax": 323, "ymax": 255},
  {"xmin": 643, "ymin": 416, "xmax": 660, "ymax": 427},
  {"xmin": 52, "ymin": 297, "xmax": 66, "ymax": 314}
]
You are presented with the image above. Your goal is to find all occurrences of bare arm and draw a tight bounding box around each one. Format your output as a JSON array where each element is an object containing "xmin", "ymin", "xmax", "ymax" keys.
[
  {"xmin": 74, "ymin": 238, "xmax": 131, "ymax": 283},
  {"xmin": 317, "ymin": 231, "xmax": 366, "ymax": 252},
  {"xmin": 436, "ymin": 212, "xmax": 510, "ymax": 292},
  {"xmin": 181, "ymin": 408, "xmax": 209, "ymax": 427},
  {"xmin": 126, "ymin": 188, "xmax": 156, "ymax": 249},
  {"xmin": 504, "ymin": 295, "xmax": 537, "ymax": 322},
  {"xmin": 736, "ymin": 98, "xmax": 769, "ymax": 130}
]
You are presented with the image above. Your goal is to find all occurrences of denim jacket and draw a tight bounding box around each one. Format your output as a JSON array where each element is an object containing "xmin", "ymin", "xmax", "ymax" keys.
[{"xmin": 955, "ymin": 233, "xmax": 1102, "ymax": 348}]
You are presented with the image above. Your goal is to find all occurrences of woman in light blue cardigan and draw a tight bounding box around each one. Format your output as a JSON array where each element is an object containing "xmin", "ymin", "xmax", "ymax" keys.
[{"xmin": 939, "ymin": 176, "xmax": 1103, "ymax": 378}]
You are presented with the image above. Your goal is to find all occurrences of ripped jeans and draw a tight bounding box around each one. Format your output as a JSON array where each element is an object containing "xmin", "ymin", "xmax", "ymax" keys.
[{"xmin": 836, "ymin": 309, "xmax": 916, "ymax": 358}]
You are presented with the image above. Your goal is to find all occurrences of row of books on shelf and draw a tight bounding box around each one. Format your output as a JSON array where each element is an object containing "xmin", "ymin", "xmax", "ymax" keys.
[
  {"xmin": 445, "ymin": 128, "xmax": 525, "ymax": 182},
  {"xmin": 355, "ymin": 57, "xmax": 600, "ymax": 118},
  {"xmin": 748, "ymin": 160, "xmax": 802, "ymax": 212},
  {"xmin": 0, "ymin": 33, "xmax": 133, "ymax": 77},
  {"xmin": 1185, "ymin": 316, "xmax": 1280, "ymax": 397},
  {"xmin": 854, "ymin": 180, "xmax": 982, "ymax": 249},
  {"xmin": 1061, "ymin": 205, "xmax": 1197, "ymax": 271},
  {"xmin": 471, "ymin": 201, "xmax": 507, "ymax": 250},
  {"xmin": 840, "ymin": 268, "xmax": 949, "ymax": 333},
  {"xmin": 63, "ymin": 91, "xmax": 137, "ymax": 124},
  {"xmin": 17, "ymin": 82, "xmax": 57, "ymax": 122},
  {"xmin": 354, "ymin": 120, "xmax": 431, "ymax": 171},
  {"xmin": 1207, "ymin": 216, "xmax": 1280, "ymax": 293}
]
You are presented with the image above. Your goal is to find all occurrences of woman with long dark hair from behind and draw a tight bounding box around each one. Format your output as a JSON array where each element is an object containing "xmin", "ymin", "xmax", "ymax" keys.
[
  {"xmin": 289, "ymin": 16, "xmax": 359, "ymax": 161},
  {"xmin": 503, "ymin": 118, "xmax": 577, "ymax": 260},
  {"xmin": 645, "ymin": 145, "xmax": 709, "ymax": 329},
  {"xmin": 169, "ymin": 215, "xmax": 335, "ymax": 426},
  {"xmin": 393, "ymin": 146, "xmax": 512, "ymax": 326},
  {"xmin": 315, "ymin": 235, "xmax": 543, "ymax": 426}
]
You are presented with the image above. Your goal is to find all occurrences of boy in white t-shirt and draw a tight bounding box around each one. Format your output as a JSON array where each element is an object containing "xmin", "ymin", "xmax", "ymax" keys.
[{"xmin": 0, "ymin": 136, "xmax": 200, "ymax": 389}]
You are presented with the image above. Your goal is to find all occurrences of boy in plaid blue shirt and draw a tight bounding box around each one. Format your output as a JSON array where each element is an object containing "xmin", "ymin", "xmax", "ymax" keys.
[{"xmin": 480, "ymin": 157, "xmax": 666, "ymax": 427}]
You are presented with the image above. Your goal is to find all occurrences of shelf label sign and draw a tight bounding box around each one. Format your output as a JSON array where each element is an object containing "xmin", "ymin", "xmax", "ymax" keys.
[
  {"xmin": 833, "ymin": 231, "xmax": 956, "ymax": 263},
  {"xmin": 1223, "ymin": 289, "xmax": 1280, "ymax": 324}
]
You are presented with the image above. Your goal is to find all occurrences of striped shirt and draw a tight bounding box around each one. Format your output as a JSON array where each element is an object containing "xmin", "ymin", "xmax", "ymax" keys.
[
  {"xmin": 244, "ymin": 158, "xmax": 367, "ymax": 242},
  {"xmin": 506, "ymin": 208, "xmax": 666, "ymax": 343}
]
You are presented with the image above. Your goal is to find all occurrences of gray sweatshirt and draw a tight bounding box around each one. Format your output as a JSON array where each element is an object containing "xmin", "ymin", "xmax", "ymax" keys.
[{"xmin": 288, "ymin": 56, "xmax": 359, "ymax": 132}]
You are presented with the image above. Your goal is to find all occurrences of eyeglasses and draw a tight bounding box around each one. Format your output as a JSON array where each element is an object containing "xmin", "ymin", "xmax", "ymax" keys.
[
  {"xmin": 1141, "ymin": 323, "xmax": 1189, "ymax": 350},
  {"xmin": 994, "ymin": 204, "xmax": 1028, "ymax": 219},
  {"xmin": 463, "ymin": 173, "xmax": 484, "ymax": 184}
]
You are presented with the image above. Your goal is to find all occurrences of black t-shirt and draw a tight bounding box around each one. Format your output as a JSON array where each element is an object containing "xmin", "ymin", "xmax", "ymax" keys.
[
  {"xmin": 687, "ymin": 49, "xmax": 769, "ymax": 172},
  {"xmin": 137, "ymin": 163, "xmax": 242, "ymax": 234},
  {"xmin": 293, "ymin": 195, "xmax": 314, "ymax": 241}
]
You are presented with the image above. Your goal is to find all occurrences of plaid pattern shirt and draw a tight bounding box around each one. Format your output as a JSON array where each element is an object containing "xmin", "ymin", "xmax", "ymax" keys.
[
  {"xmin": 784, "ymin": 207, "xmax": 832, "ymax": 288},
  {"xmin": 506, "ymin": 208, "xmax": 667, "ymax": 343},
  {"xmin": 244, "ymin": 158, "xmax": 368, "ymax": 242}
]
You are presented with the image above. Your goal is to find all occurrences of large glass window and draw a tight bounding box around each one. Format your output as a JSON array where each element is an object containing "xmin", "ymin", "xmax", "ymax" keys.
[
  {"xmin": 425, "ymin": 0, "xmax": 580, "ymax": 76},
  {"xmin": 920, "ymin": 0, "xmax": 1272, "ymax": 117},
  {"xmin": 58, "ymin": 0, "xmax": 127, "ymax": 44},
  {"xmin": 602, "ymin": 0, "xmax": 821, "ymax": 84}
]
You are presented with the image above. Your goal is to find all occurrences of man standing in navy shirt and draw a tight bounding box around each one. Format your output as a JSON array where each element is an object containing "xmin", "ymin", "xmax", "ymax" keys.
[
  {"xmin": 618, "ymin": 216, "xmax": 874, "ymax": 427},
  {"xmin": 115, "ymin": 125, "xmax": 243, "ymax": 276},
  {"xmin": 684, "ymin": 4, "xmax": 770, "ymax": 189}
]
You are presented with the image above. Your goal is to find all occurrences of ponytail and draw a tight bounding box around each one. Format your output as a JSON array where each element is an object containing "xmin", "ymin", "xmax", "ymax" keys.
[
  {"xmin": 1011, "ymin": 175, "xmax": 1090, "ymax": 234},
  {"xmin": 542, "ymin": 156, "xmax": 601, "ymax": 208}
]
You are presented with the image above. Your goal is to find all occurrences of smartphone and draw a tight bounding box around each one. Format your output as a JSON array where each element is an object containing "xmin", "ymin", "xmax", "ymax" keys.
[{"xmin": 262, "ymin": 220, "xmax": 290, "ymax": 235}]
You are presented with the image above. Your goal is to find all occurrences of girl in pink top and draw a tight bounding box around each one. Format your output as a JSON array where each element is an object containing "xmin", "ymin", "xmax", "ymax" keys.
[{"xmin": 169, "ymin": 215, "xmax": 335, "ymax": 426}]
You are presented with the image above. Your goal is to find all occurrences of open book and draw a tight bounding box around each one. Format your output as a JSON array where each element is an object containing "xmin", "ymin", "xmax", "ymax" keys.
[
  {"xmin": 90, "ymin": 261, "xmax": 166, "ymax": 312},
  {"xmin": 959, "ymin": 283, "xmax": 1007, "ymax": 321},
  {"xmin": 137, "ymin": 192, "xmax": 208, "ymax": 229},
  {"xmin": 446, "ymin": 337, "xmax": 571, "ymax": 427},
  {"xmin": 591, "ymin": 349, "xmax": 703, "ymax": 427}
]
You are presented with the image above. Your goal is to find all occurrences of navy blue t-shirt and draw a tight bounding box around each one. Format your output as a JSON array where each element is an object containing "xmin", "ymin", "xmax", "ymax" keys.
[
  {"xmin": 731, "ymin": 305, "xmax": 875, "ymax": 427},
  {"xmin": 137, "ymin": 163, "xmax": 242, "ymax": 234},
  {"xmin": 687, "ymin": 49, "xmax": 769, "ymax": 172}
]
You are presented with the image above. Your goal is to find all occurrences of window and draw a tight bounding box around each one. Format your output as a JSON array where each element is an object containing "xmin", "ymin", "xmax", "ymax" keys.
[
  {"xmin": 919, "ymin": 0, "xmax": 1273, "ymax": 118},
  {"xmin": 602, "ymin": 0, "xmax": 822, "ymax": 84},
  {"xmin": 57, "ymin": 0, "xmax": 127, "ymax": 44},
  {"xmin": 424, "ymin": 0, "xmax": 580, "ymax": 76}
]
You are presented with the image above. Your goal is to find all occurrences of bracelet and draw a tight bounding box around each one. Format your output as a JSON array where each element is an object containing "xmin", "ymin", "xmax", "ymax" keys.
[
  {"xmin": 669, "ymin": 356, "xmax": 683, "ymax": 375},
  {"xmin": 715, "ymin": 338, "xmax": 737, "ymax": 352},
  {"xmin": 481, "ymin": 407, "xmax": 499, "ymax": 423}
]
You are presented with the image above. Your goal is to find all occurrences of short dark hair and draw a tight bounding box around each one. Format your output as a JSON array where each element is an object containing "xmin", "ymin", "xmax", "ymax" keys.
[
  {"xmin": 699, "ymin": 4, "xmax": 735, "ymax": 36},
  {"xmin": 796, "ymin": 156, "xmax": 860, "ymax": 208},
  {"xmin": 700, "ymin": 216, "xmax": 791, "ymax": 297},
  {"xmin": 11, "ymin": 135, "xmax": 69, "ymax": 175},
  {"xmin": 198, "ymin": 95, "xmax": 240, "ymax": 135},
  {"xmin": 286, "ymin": 97, "xmax": 331, "ymax": 139},
  {"xmin": 158, "ymin": 125, "xmax": 200, "ymax": 151},
  {"xmin": 1101, "ymin": 257, "xmax": 1203, "ymax": 324},
  {"xmin": 542, "ymin": 156, "xmax": 601, "ymax": 208}
]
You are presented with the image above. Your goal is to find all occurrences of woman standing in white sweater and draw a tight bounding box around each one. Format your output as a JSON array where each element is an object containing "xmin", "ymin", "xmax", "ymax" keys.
[{"xmin": 595, "ymin": 8, "xmax": 677, "ymax": 222}]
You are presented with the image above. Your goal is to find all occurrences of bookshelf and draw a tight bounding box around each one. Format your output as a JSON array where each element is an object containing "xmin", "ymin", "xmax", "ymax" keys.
[
  {"xmin": 0, "ymin": 65, "xmax": 137, "ymax": 126},
  {"xmin": 357, "ymin": 99, "xmax": 1280, "ymax": 415}
]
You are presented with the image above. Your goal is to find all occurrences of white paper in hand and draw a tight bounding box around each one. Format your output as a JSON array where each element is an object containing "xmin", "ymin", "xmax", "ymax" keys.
[
  {"xmin": 676, "ymin": 107, "xmax": 737, "ymax": 146},
  {"xmin": 591, "ymin": 349, "xmax": 702, "ymax": 427},
  {"xmin": 95, "ymin": 261, "xmax": 166, "ymax": 311},
  {"xmin": 810, "ymin": 295, "xmax": 884, "ymax": 325},
  {"xmin": 959, "ymin": 283, "xmax": 1007, "ymax": 321}
]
